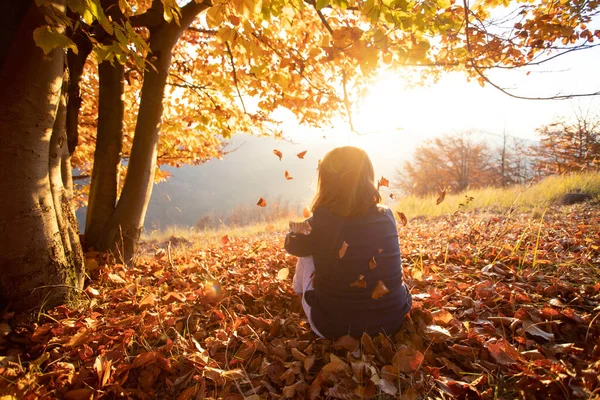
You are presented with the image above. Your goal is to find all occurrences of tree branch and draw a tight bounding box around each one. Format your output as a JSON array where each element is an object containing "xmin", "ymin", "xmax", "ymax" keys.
[{"xmin": 225, "ymin": 41, "xmax": 248, "ymax": 114}]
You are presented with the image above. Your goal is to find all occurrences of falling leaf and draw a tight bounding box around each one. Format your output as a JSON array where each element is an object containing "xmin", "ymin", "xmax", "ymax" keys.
[
  {"xmin": 284, "ymin": 170, "xmax": 293, "ymax": 180},
  {"xmin": 436, "ymin": 188, "xmax": 446, "ymax": 205},
  {"xmin": 377, "ymin": 176, "xmax": 389, "ymax": 190},
  {"xmin": 273, "ymin": 149, "xmax": 283, "ymax": 160},
  {"xmin": 377, "ymin": 248, "xmax": 383, "ymax": 254},
  {"xmin": 221, "ymin": 235, "xmax": 229, "ymax": 245},
  {"xmin": 277, "ymin": 267, "xmax": 290, "ymax": 280},
  {"xmin": 338, "ymin": 241, "xmax": 349, "ymax": 258},
  {"xmin": 257, "ymin": 197, "xmax": 267, "ymax": 207},
  {"xmin": 369, "ymin": 257, "xmax": 377, "ymax": 270},
  {"xmin": 372, "ymin": 280, "xmax": 390, "ymax": 299},
  {"xmin": 389, "ymin": 193, "xmax": 395, "ymax": 199},
  {"xmin": 302, "ymin": 207, "xmax": 311, "ymax": 218},
  {"xmin": 350, "ymin": 274, "xmax": 367, "ymax": 288},
  {"xmin": 397, "ymin": 211, "xmax": 408, "ymax": 226},
  {"xmin": 297, "ymin": 150, "xmax": 307, "ymax": 159}
]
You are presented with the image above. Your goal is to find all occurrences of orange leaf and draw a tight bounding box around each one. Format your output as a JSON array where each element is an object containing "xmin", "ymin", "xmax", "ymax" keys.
[
  {"xmin": 377, "ymin": 176, "xmax": 389, "ymax": 190},
  {"xmin": 369, "ymin": 256, "xmax": 377, "ymax": 270},
  {"xmin": 138, "ymin": 293, "xmax": 155, "ymax": 310},
  {"xmin": 297, "ymin": 150, "xmax": 307, "ymax": 159},
  {"xmin": 266, "ymin": 224, "xmax": 275, "ymax": 232},
  {"xmin": 338, "ymin": 241, "xmax": 349, "ymax": 258},
  {"xmin": 350, "ymin": 274, "xmax": 366, "ymax": 288},
  {"xmin": 372, "ymin": 280, "xmax": 390, "ymax": 299},
  {"xmin": 377, "ymin": 248, "xmax": 384, "ymax": 254},
  {"xmin": 302, "ymin": 207, "xmax": 311, "ymax": 218},
  {"xmin": 273, "ymin": 149, "xmax": 283, "ymax": 160},
  {"xmin": 392, "ymin": 347, "xmax": 424, "ymax": 373},
  {"xmin": 436, "ymin": 188, "xmax": 446, "ymax": 205},
  {"xmin": 285, "ymin": 170, "xmax": 293, "ymax": 180},
  {"xmin": 163, "ymin": 291, "xmax": 186, "ymax": 303},
  {"xmin": 257, "ymin": 197, "xmax": 267, "ymax": 207},
  {"xmin": 397, "ymin": 211, "xmax": 408, "ymax": 226},
  {"xmin": 221, "ymin": 234, "xmax": 229, "ymax": 245},
  {"xmin": 133, "ymin": 351, "xmax": 158, "ymax": 368}
]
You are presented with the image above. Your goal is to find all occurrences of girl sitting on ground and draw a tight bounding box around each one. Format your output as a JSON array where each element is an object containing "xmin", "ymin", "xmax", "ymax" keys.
[{"xmin": 285, "ymin": 146, "xmax": 412, "ymax": 339}]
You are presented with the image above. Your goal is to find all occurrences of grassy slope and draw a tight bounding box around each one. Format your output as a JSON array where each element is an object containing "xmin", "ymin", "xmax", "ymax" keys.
[{"xmin": 394, "ymin": 172, "xmax": 600, "ymax": 219}]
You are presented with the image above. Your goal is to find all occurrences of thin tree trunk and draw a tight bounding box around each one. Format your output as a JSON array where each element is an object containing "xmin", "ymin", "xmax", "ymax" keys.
[
  {"xmin": 85, "ymin": 61, "xmax": 125, "ymax": 248},
  {"xmin": 66, "ymin": 32, "xmax": 92, "ymax": 155},
  {"xmin": 0, "ymin": 1, "xmax": 83, "ymax": 313},
  {"xmin": 95, "ymin": 2, "xmax": 207, "ymax": 260}
]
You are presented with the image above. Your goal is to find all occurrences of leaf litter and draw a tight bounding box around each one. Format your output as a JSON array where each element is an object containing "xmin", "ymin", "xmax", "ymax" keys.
[{"xmin": 1, "ymin": 204, "xmax": 599, "ymax": 399}]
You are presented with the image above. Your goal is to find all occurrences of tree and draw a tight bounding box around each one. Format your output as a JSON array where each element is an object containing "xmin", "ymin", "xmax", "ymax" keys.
[
  {"xmin": 494, "ymin": 131, "xmax": 533, "ymax": 187},
  {"xmin": 532, "ymin": 108, "xmax": 600, "ymax": 175},
  {"xmin": 396, "ymin": 132, "xmax": 495, "ymax": 196},
  {"xmin": 2, "ymin": 0, "xmax": 599, "ymax": 312}
]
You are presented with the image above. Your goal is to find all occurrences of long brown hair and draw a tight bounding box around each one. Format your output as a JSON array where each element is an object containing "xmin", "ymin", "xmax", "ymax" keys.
[{"xmin": 312, "ymin": 146, "xmax": 382, "ymax": 217}]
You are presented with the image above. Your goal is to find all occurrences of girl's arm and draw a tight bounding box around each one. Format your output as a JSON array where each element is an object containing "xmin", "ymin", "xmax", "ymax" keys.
[{"xmin": 284, "ymin": 220, "xmax": 314, "ymax": 257}]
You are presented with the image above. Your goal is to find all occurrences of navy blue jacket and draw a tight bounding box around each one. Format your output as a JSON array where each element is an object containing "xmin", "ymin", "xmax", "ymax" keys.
[{"xmin": 285, "ymin": 205, "xmax": 412, "ymax": 339}]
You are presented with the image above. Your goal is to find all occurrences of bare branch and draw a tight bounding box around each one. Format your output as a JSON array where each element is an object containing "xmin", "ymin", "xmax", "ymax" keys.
[{"xmin": 225, "ymin": 41, "xmax": 248, "ymax": 114}]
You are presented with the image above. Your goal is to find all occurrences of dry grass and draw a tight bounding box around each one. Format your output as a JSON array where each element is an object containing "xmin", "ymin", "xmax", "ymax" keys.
[{"xmin": 394, "ymin": 172, "xmax": 600, "ymax": 219}]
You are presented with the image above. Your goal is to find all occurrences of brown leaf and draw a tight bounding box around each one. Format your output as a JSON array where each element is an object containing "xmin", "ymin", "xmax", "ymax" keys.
[
  {"xmin": 368, "ymin": 257, "xmax": 377, "ymax": 270},
  {"xmin": 350, "ymin": 274, "xmax": 366, "ymax": 289},
  {"xmin": 285, "ymin": 170, "xmax": 293, "ymax": 180},
  {"xmin": 302, "ymin": 207, "xmax": 311, "ymax": 218},
  {"xmin": 436, "ymin": 188, "xmax": 446, "ymax": 205},
  {"xmin": 338, "ymin": 241, "xmax": 349, "ymax": 258},
  {"xmin": 163, "ymin": 291, "xmax": 186, "ymax": 303},
  {"xmin": 138, "ymin": 293, "xmax": 155, "ymax": 310},
  {"xmin": 487, "ymin": 339, "xmax": 520, "ymax": 366},
  {"xmin": 66, "ymin": 329, "xmax": 91, "ymax": 349},
  {"xmin": 397, "ymin": 211, "xmax": 408, "ymax": 226},
  {"xmin": 257, "ymin": 197, "xmax": 267, "ymax": 207},
  {"xmin": 424, "ymin": 325, "xmax": 452, "ymax": 342},
  {"xmin": 392, "ymin": 347, "xmax": 424, "ymax": 373},
  {"xmin": 64, "ymin": 388, "xmax": 94, "ymax": 400},
  {"xmin": 133, "ymin": 351, "xmax": 158, "ymax": 368},
  {"xmin": 273, "ymin": 149, "xmax": 283, "ymax": 160},
  {"xmin": 221, "ymin": 234, "xmax": 229, "ymax": 245},
  {"xmin": 333, "ymin": 335, "xmax": 359, "ymax": 351},
  {"xmin": 304, "ymin": 354, "xmax": 315, "ymax": 372},
  {"xmin": 377, "ymin": 248, "xmax": 383, "ymax": 254},
  {"xmin": 377, "ymin": 176, "xmax": 389, "ymax": 190},
  {"xmin": 432, "ymin": 309, "xmax": 454, "ymax": 326},
  {"xmin": 372, "ymin": 280, "xmax": 390, "ymax": 299},
  {"xmin": 297, "ymin": 150, "xmax": 307, "ymax": 159}
]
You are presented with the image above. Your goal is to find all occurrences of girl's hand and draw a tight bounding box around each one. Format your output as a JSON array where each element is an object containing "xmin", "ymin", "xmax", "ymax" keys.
[{"xmin": 289, "ymin": 221, "xmax": 312, "ymax": 235}]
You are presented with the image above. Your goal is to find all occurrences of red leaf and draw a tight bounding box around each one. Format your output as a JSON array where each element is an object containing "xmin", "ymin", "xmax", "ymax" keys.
[
  {"xmin": 296, "ymin": 150, "xmax": 307, "ymax": 159},
  {"xmin": 221, "ymin": 234, "xmax": 229, "ymax": 245},
  {"xmin": 392, "ymin": 347, "xmax": 424, "ymax": 373},
  {"xmin": 273, "ymin": 149, "xmax": 283, "ymax": 160},
  {"xmin": 284, "ymin": 170, "xmax": 293, "ymax": 180},
  {"xmin": 257, "ymin": 197, "xmax": 267, "ymax": 207},
  {"xmin": 436, "ymin": 188, "xmax": 446, "ymax": 205},
  {"xmin": 377, "ymin": 176, "xmax": 389, "ymax": 190}
]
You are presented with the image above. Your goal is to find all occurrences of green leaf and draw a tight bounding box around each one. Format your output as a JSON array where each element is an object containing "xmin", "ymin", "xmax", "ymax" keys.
[
  {"xmin": 316, "ymin": 0, "xmax": 330, "ymax": 11},
  {"xmin": 33, "ymin": 26, "xmax": 78, "ymax": 55}
]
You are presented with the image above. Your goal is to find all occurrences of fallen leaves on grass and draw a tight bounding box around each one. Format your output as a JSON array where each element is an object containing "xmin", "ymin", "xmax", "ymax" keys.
[{"xmin": 1, "ymin": 204, "xmax": 599, "ymax": 399}]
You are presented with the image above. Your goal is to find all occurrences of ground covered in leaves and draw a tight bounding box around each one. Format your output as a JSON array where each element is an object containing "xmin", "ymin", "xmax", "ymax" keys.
[{"xmin": 1, "ymin": 204, "xmax": 599, "ymax": 399}]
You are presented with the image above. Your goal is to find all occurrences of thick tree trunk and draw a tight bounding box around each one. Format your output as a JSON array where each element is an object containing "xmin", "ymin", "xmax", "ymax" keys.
[
  {"xmin": 0, "ymin": 2, "xmax": 84, "ymax": 313},
  {"xmin": 0, "ymin": 0, "xmax": 34, "ymax": 70},
  {"xmin": 85, "ymin": 61, "xmax": 125, "ymax": 248}
]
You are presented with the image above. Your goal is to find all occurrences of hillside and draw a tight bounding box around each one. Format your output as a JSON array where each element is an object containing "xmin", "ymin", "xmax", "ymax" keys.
[{"xmin": 2, "ymin": 200, "xmax": 599, "ymax": 399}]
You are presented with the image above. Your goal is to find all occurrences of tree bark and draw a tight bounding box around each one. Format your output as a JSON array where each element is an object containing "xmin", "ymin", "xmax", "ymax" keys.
[
  {"xmin": 0, "ymin": 0, "xmax": 34, "ymax": 71},
  {"xmin": 0, "ymin": 1, "xmax": 84, "ymax": 313},
  {"xmin": 85, "ymin": 61, "xmax": 125, "ymax": 248}
]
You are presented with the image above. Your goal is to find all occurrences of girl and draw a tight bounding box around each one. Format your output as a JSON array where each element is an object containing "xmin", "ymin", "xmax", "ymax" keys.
[{"xmin": 285, "ymin": 146, "xmax": 412, "ymax": 339}]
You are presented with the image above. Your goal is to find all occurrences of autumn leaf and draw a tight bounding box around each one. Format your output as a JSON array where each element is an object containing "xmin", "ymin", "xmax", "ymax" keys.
[
  {"xmin": 372, "ymin": 280, "xmax": 390, "ymax": 299},
  {"xmin": 369, "ymin": 256, "xmax": 377, "ymax": 270},
  {"xmin": 297, "ymin": 150, "xmax": 307, "ymax": 159},
  {"xmin": 221, "ymin": 234, "xmax": 229, "ymax": 245},
  {"xmin": 333, "ymin": 335, "xmax": 359, "ymax": 351},
  {"xmin": 377, "ymin": 176, "xmax": 389, "ymax": 190},
  {"xmin": 302, "ymin": 207, "xmax": 311, "ymax": 218},
  {"xmin": 350, "ymin": 274, "xmax": 366, "ymax": 288},
  {"xmin": 284, "ymin": 170, "xmax": 293, "ymax": 180},
  {"xmin": 338, "ymin": 241, "xmax": 349, "ymax": 258},
  {"xmin": 397, "ymin": 211, "xmax": 408, "ymax": 226},
  {"xmin": 392, "ymin": 347, "xmax": 424, "ymax": 373},
  {"xmin": 377, "ymin": 248, "xmax": 383, "ymax": 254},
  {"xmin": 276, "ymin": 267, "xmax": 290, "ymax": 280},
  {"xmin": 273, "ymin": 149, "xmax": 283, "ymax": 160},
  {"xmin": 138, "ymin": 293, "xmax": 155, "ymax": 310},
  {"xmin": 436, "ymin": 188, "xmax": 446, "ymax": 205},
  {"xmin": 257, "ymin": 197, "xmax": 267, "ymax": 207}
]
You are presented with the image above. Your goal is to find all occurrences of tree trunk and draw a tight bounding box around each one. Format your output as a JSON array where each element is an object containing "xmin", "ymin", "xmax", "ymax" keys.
[
  {"xmin": 0, "ymin": 0, "xmax": 34, "ymax": 70},
  {"xmin": 85, "ymin": 61, "xmax": 125, "ymax": 248},
  {"xmin": 0, "ymin": 2, "xmax": 84, "ymax": 313}
]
